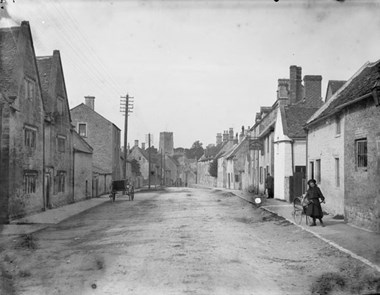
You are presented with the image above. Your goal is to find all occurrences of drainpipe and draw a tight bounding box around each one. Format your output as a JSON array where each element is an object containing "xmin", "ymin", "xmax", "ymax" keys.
[
  {"xmin": 305, "ymin": 128, "xmax": 309, "ymax": 194},
  {"xmin": 72, "ymin": 149, "xmax": 75, "ymax": 203},
  {"xmin": 42, "ymin": 123, "xmax": 46, "ymax": 210},
  {"xmin": 291, "ymin": 140, "xmax": 294, "ymax": 175}
]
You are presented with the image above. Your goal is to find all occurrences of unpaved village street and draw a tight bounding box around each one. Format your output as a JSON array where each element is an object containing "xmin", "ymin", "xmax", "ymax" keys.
[{"xmin": 1, "ymin": 188, "xmax": 380, "ymax": 295}]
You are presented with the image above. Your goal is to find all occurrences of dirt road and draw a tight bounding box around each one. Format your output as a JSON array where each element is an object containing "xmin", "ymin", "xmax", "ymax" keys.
[{"xmin": 1, "ymin": 188, "xmax": 379, "ymax": 294}]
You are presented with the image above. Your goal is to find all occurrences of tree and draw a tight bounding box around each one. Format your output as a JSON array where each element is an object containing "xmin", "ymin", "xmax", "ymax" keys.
[
  {"xmin": 208, "ymin": 158, "xmax": 218, "ymax": 178},
  {"xmin": 186, "ymin": 140, "xmax": 204, "ymax": 160},
  {"xmin": 131, "ymin": 159, "xmax": 141, "ymax": 176}
]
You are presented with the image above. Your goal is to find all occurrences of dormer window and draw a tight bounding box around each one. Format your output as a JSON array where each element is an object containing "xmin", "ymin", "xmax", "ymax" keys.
[{"xmin": 24, "ymin": 78, "xmax": 35, "ymax": 101}]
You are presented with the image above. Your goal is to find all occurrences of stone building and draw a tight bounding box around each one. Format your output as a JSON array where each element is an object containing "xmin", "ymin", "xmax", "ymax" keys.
[
  {"xmin": 72, "ymin": 130, "xmax": 93, "ymax": 201},
  {"xmin": 70, "ymin": 97, "xmax": 122, "ymax": 196},
  {"xmin": 37, "ymin": 50, "xmax": 74, "ymax": 208},
  {"xmin": 306, "ymin": 60, "xmax": 380, "ymax": 232},
  {"xmin": 159, "ymin": 132, "xmax": 174, "ymax": 156},
  {"xmin": 0, "ymin": 22, "xmax": 45, "ymax": 222}
]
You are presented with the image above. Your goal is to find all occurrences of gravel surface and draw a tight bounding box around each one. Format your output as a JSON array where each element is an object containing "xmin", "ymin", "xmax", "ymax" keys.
[{"xmin": 1, "ymin": 187, "xmax": 379, "ymax": 295}]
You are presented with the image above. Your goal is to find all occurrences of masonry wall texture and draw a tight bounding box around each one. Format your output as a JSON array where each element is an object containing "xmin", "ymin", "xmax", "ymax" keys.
[
  {"xmin": 70, "ymin": 104, "xmax": 121, "ymax": 180},
  {"xmin": 307, "ymin": 118, "xmax": 345, "ymax": 216},
  {"xmin": 344, "ymin": 101, "xmax": 380, "ymax": 232},
  {"xmin": 38, "ymin": 51, "xmax": 74, "ymax": 208},
  {"xmin": 197, "ymin": 160, "xmax": 216, "ymax": 187},
  {"xmin": 73, "ymin": 151, "xmax": 92, "ymax": 202},
  {"xmin": 0, "ymin": 24, "xmax": 45, "ymax": 220}
]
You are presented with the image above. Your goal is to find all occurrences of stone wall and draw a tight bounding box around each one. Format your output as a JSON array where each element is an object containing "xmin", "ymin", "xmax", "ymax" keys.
[{"xmin": 344, "ymin": 101, "xmax": 380, "ymax": 232}]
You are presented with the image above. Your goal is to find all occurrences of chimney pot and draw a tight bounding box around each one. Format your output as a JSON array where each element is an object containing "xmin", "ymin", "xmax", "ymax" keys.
[
  {"xmin": 141, "ymin": 142, "xmax": 145, "ymax": 150},
  {"xmin": 134, "ymin": 140, "xmax": 139, "ymax": 147}
]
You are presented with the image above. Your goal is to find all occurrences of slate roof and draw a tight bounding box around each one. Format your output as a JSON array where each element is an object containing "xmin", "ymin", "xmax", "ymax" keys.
[
  {"xmin": 226, "ymin": 137, "xmax": 248, "ymax": 159},
  {"xmin": 71, "ymin": 103, "xmax": 121, "ymax": 131},
  {"xmin": 36, "ymin": 56, "xmax": 53, "ymax": 109},
  {"xmin": 326, "ymin": 80, "xmax": 346, "ymax": 98},
  {"xmin": 73, "ymin": 130, "xmax": 93, "ymax": 154},
  {"xmin": 283, "ymin": 106, "xmax": 319, "ymax": 138},
  {"xmin": 0, "ymin": 26, "xmax": 21, "ymax": 96},
  {"xmin": 307, "ymin": 60, "xmax": 380, "ymax": 125}
]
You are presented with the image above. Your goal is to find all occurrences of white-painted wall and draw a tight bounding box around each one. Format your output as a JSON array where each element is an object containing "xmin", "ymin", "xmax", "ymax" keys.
[{"xmin": 307, "ymin": 117, "xmax": 345, "ymax": 215}]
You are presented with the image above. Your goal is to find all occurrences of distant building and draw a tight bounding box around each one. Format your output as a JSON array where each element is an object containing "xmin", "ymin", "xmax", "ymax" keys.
[
  {"xmin": 72, "ymin": 131, "xmax": 93, "ymax": 201},
  {"xmin": 70, "ymin": 97, "xmax": 122, "ymax": 196},
  {"xmin": 159, "ymin": 132, "xmax": 174, "ymax": 156}
]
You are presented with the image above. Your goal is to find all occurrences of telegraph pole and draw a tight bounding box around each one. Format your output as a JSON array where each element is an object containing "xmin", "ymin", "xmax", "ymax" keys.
[
  {"xmin": 120, "ymin": 94, "xmax": 134, "ymax": 179},
  {"xmin": 148, "ymin": 133, "xmax": 151, "ymax": 189}
]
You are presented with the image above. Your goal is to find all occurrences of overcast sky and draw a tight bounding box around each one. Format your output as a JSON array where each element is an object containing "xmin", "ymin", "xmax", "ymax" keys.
[{"xmin": 3, "ymin": 0, "xmax": 380, "ymax": 148}]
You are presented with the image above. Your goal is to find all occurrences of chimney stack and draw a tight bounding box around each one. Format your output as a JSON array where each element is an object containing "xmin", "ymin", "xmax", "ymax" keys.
[
  {"xmin": 223, "ymin": 130, "xmax": 228, "ymax": 142},
  {"xmin": 229, "ymin": 128, "xmax": 234, "ymax": 141},
  {"xmin": 304, "ymin": 75, "xmax": 322, "ymax": 106},
  {"xmin": 277, "ymin": 78, "xmax": 290, "ymax": 105},
  {"xmin": 239, "ymin": 126, "xmax": 245, "ymax": 142},
  {"xmin": 85, "ymin": 96, "xmax": 95, "ymax": 110},
  {"xmin": 289, "ymin": 66, "xmax": 302, "ymax": 105},
  {"xmin": 141, "ymin": 142, "xmax": 145, "ymax": 150},
  {"xmin": 134, "ymin": 140, "xmax": 139, "ymax": 147},
  {"xmin": 216, "ymin": 133, "xmax": 222, "ymax": 145}
]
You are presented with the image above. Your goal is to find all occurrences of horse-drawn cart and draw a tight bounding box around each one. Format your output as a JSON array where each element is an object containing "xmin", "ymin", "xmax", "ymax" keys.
[{"xmin": 109, "ymin": 180, "xmax": 134, "ymax": 202}]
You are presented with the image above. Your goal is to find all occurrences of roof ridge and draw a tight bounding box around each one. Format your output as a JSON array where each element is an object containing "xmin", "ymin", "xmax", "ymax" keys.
[{"xmin": 307, "ymin": 61, "xmax": 370, "ymax": 125}]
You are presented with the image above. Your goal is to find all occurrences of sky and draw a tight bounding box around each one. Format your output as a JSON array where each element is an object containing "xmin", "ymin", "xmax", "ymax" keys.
[{"xmin": 2, "ymin": 0, "xmax": 380, "ymax": 149}]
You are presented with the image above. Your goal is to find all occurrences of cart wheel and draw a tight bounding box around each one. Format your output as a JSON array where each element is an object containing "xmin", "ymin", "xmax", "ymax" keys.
[
  {"xmin": 292, "ymin": 209, "xmax": 303, "ymax": 224},
  {"xmin": 131, "ymin": 187, "xmax": 134, "ymax": 201}
]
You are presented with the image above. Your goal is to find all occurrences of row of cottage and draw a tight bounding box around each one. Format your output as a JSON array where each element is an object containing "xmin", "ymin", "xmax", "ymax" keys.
[
  {"xmin": 197, "ymin": 63, "xmax": 380, "ymax": 233},
  {"xmin": 0, "ymin": 21, "xmax": 130, "ymax": 223}
]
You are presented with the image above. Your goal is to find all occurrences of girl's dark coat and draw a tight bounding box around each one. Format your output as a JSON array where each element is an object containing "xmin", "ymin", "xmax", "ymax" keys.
[{"xmin": 305, "ymin": 186, "xmax": 325, "ymax": 218}]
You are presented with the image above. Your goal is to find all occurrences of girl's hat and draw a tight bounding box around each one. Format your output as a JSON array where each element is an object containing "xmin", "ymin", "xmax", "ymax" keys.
[{"xmin": 307, "ymin": 179, "xmax": 317, "ymax": 185}]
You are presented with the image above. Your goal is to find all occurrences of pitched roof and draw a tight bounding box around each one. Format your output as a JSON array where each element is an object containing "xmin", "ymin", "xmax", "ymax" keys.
[
  {"xmin": 326, "ymin": 80, "xmax": 346, "ymax": 97},
  {"xmin": 36, "ymin": 56, "xmax": 53, "ymax": 109},
  {"xmin": 73, "ymin": 130, "xmax": 93, "ymax": 154},
  {"xmin": 307, "ymin": 60, "xmax": 380, "ymax": 126},
  {"xmin": 0, "ymin": 26, "xmax": 21, "ymax": 96},
  {"xmin": 283, "ymin": 106, "xmax": 319, "ymax": 138},
  {"xmin": 226, "ymin": 137, "xmax": 248, "ymax": 159},
  {"xmin": 71, "ymin": 103, "xmax": 121, "ymax": 131}
]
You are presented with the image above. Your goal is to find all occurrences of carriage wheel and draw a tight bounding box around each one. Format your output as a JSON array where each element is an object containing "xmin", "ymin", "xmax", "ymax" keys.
[{"xmin": 292, "ymin": 208, "xmax": 303, "ymax": 224}]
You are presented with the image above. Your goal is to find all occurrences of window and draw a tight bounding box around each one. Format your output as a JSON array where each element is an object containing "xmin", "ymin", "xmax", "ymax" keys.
[
  {"xmin": 78, "ymin": 123, "xmax": 87, "ymax": 137},
  {"xmin": 335, "ymin": 158, "xmax": 340, "ymax": 187},
  {"xmin": 24, "ymin": 126, "xmax": 37, "ymax": 148},
  {"xmin": 57, "ymin": 171, "xmax": 66, "ymax": 193},
  {"xmin": 267, "ymin": 137, "xmax": 270, "ymax": 153},
  {"xmin": 336, "ymin": 116, "xmax": 341, "ymax": 136},
  {"xmin": 309, "ymin": 161, "xmax": 314, "ymax": 180},
  {"xmin": 24, "ymin": 78, "xmax": 35, "ymax": 100},
  {"xmin": 24, "ymin": 170, "xmax": 38, "ymax": 193},
  {"xmin": 57, "ymin": 96, "xmax": 64, "ymax": 115},
  {"xmin": 356, "ymin": 139, "xmax": 368, "ymax": 168},
  {"xmin": 57, "ymin": 136, "xmax": 66, "ymax": 153},
  {"xmin": 235, "ymin": 174, "xmax": 239, "ymax": 182},
  {"xmin": 315, "ymin": 159, "xmax": 321, "ymax": 183}
]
